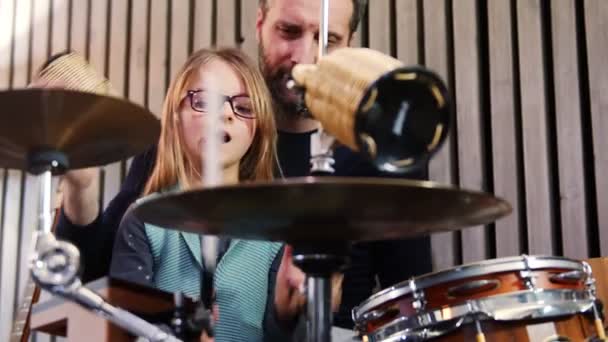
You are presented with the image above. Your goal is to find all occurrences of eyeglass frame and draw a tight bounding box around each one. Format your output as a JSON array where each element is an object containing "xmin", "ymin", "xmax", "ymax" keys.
[{"xmin": 184, "ymin": 89, "xmax": 256, "ymax": 120}]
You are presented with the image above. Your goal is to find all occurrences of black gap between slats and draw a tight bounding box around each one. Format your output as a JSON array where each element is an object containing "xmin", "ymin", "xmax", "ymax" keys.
[
  {"xmin": 478, "ymin": 0, "xmax": 496, "ymax": 260},
  {"xmin": 445, "ymin": 0, "xmax": 462, "ymax": 265},
  {"xmin": 540, "ymin": 0, "xmax": 562, "ymax": 256},
  {"xmin": 417, "ymin": 0, "xmax": 425, "ymax": 65},
  {"xmin": 574, "ymin": 0, "xmax": 599, "ymax": 258},
  {"xmin": 511, "ymin": 0, "xmax": 529, "ymax": 255}
]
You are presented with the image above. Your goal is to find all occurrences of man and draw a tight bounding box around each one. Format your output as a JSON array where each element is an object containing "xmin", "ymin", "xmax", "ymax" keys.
[
  {"xmin": 256, "ymin": 0, "xmax": 432, "ymax": 329},
  {"xmin": 55, "ymin": 0, "xmax": 432, "ymax": 333}
]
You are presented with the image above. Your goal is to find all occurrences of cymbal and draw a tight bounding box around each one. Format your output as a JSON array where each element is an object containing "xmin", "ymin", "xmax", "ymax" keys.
[
  {"xmin": 0, "ymin": 89, "xmax": 159, "ymax": 173},
  {"xmin": 134, "ymin": 177, "xmax": 512, "ymax": 243}
]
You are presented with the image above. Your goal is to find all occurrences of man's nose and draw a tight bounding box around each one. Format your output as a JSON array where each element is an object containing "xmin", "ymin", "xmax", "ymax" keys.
[{"xmin": 289, "ymin": 36, "xmax": 318, "ymax": 65}]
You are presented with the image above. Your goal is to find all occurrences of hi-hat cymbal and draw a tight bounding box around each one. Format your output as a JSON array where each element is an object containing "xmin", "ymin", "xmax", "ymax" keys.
[
  {"xmin": 134, "ymin": 177, "xmax": 512, "ymax": 243},
  {"xmin": 0, "ymin": 89, "xmax": 159, "ymax": 173}
]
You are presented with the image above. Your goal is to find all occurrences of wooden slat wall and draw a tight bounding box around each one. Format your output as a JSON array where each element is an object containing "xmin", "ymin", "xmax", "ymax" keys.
[{"xmin": 0, "ymin": 1, "xmax": 606, "ymax": 340}]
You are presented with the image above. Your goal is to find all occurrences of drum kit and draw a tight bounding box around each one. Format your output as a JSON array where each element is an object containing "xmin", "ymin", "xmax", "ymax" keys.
[{"xmin": 2, "ymin": 1, "xmax": 606, "ymax": 342}]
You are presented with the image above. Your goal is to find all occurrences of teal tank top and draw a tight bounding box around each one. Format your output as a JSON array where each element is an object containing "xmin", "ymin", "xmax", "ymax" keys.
[{"xmin": 144, "ymin": 223, "xmax": 281, "ymax": 341}]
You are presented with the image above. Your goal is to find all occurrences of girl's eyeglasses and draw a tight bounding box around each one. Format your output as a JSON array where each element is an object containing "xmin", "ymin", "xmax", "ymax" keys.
[{"xmin": 185, "ymin": 90, "xmax": 255, "ymax": 119}]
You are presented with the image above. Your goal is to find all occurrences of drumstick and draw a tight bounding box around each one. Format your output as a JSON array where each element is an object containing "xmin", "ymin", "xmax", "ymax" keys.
[
  {"xmin": 200, "ymin": 74, "xmax": 222, "ymax": 307},
  {"xmin": 474, "ymin": 320, "xmax": 486, "ymax": 342}
]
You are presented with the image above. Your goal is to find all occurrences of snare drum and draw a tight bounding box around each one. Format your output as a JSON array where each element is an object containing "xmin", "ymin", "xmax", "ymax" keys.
[{"xmin": 353, "ymin": 255, "xmax": 606, "ymax": 341}]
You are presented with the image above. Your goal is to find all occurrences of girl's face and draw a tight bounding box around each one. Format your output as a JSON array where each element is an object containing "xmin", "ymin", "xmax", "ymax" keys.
[{"xmin": 179, "ymin": 59, "xmax": 257, "ymax": 174}]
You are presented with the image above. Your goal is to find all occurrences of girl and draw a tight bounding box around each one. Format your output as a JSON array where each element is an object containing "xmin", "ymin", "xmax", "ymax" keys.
[{"xmin": 109, "ymin": 48, "xmax": 290, "ymax": 341}]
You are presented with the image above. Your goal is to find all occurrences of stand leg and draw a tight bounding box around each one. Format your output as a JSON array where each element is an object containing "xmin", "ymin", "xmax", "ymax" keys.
[{"xmin": 306, "ymin": 276, "xmax": 332, "ymax": 342}]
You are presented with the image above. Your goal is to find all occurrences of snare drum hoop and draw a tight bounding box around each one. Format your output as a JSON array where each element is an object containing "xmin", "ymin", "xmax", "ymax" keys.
[
  {"xmin": 366, "ymin": 288, "xmax": 596, "ymax": 342},
  {"xmin": 353, "ymin": 255, "xmax": 586, "ymax": 322}
]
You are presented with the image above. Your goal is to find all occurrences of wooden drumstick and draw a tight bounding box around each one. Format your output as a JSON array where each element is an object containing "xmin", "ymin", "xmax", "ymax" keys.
[
  {"xmin": 474, "ymin": 320, "xmax": 486, "ymax": 342},
  {"xmin": 595, "ymin": 317, "xmax": 606, "ymax": 340}
]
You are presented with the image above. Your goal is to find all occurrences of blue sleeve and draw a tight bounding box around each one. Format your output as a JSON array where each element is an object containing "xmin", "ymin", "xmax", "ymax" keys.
[{"xmin": 109, "ymin": 209, "xmax": 155, "ymax": 287}]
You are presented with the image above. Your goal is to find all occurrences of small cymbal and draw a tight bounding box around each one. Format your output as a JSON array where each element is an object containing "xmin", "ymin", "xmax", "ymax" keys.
[
  {"xmin": 134, "ymin": 177, "xmax": 512, "ymax": 243},
  {"xmin": 0, "ymin": 89, "xmax": 159, "ymax": 173}
]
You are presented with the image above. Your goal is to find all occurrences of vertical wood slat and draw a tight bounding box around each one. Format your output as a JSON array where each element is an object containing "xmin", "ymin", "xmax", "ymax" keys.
[
  {"xmin": 0, "ymin": 0, "xmax": 15, "ymax": 89},
  {"xmin": 453, "ymin": 0, "xmax": 487, "ymax": 263},
  {"xmin": 170, "ymin": 0, "xmax": 190, "ymax": 80},
  {"xmin": 87, "ymin": 0, "xmax": 107, "ymax": 75},
  {"xmin": 240, "ymin": 0, "xmax": 259, "ymax": 61},
  {"xmin": 108, "ymin": 0, "xmax": 128, "ymax": 97},
  {"xmin": 396, "ymin": 0, "xmax": 419, "ymax": 66},
  {"xmin": 424, "ymin": 0, "xmax": 458, "ymax": 270},
  {"xmin": 516, "ymin": 0, "xmax": 554, "ymax": 255},
  {"xmin": 488, "ymin": 0, "xmax": 522, "ymax": 257},
  {"xmin": 217, "ymin": 0, "xmax": 237, "ymax": 47},
  {"xmin": 30, "ymin": 0, "xmax": 51, "ymax": 81},
  {"xmin": 128, "ymin": 0, "xmax": 149, "ymax": 108},
  {"xmin": 193, "ymin": 0, "xmax": 213, "ymax": 51},
  {"xmin": 108, "ymin": 0, "xmax": 130, "ymax": 185},
  {"xmin": 148, "ymin": 0, "xmax": 168, "ymax": 116},
  {"xmin": 0, "ymin": 169, "xmax": 4, "ymax": 337},
  {"xmin": 368, "ymin": 0, "xmax": 391, "ymax": 54},
  {"xmin": 550, "ymin": 0, "xmax": 588, "ymax": 260},
  {"xmin": 0, "ymin": 170, "xmax": 22, "ymax": 341},
  {"xmin": 50, "ymin": 0, "xmax": 68, "ymax": 54},
  {"xmin": 12, "ymin": 0, "xmax": 32, "ymax": 85},
  {"xmin": 70, "ymin": 0, "xmax": 87, "ymax": 55},
  {"xmin": 584, "ymin": 0, "xmax": 608, "ymax": 255}
]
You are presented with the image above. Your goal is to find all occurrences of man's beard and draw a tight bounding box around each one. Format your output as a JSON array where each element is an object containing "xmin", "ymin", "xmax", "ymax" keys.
[{"xmin": 258, "ymin": 43, "xmax": 311, "ymax": 120}]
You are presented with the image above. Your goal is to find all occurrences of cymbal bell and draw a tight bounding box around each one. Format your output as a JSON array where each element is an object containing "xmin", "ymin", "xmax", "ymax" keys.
[
  {"xmin": 0, "ymin": 89, "xmax": 160, "ymax": 173},
  {"xmin": 134, "ymin": 177, "xmax": 512, "ymax": 243}
]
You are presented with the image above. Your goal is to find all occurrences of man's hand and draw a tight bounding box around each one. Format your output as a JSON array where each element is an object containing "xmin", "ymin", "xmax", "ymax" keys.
[
  {"xmin": 274, "ymin": 245, "xmax": 307, "ymax": 326},
  {"xmin": 274, "ymin": 245, "xmax": 345, "ymax": 326}
]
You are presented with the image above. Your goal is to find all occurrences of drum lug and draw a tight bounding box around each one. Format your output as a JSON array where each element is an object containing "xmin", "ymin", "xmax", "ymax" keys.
[
  {"xmin": 520, "ymin": 254, "xmax": 537, "ymax": 290},
  {"xmin": 519, "ymin": 270, "xmax": 537, "ymax": 290},
  {"xmin": 583, "ymin": 261, "xmax": 597, "ymax": 297},
  {"xmin": 409, "ymin": 278, "xmax": 427, "ymax": 312}
]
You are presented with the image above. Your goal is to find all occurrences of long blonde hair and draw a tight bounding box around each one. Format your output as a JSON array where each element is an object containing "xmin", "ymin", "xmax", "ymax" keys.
[{"xmin": 144, "ymin": 48, "xmax": 278, "ymax": 195}]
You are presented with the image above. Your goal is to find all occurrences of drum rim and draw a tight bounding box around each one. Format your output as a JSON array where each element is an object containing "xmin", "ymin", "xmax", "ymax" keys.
[
  {"xmin": 353, "ymin": 255, "xmax": 586, "ymax": 321},
  {"xmin": 366, "ymin": 288, "xmax": 595, "ymax": 342}
]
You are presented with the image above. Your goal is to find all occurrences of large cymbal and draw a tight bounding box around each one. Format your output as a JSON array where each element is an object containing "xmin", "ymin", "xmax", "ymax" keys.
[
  {"xmin": 0, "ymin": 89, "xmax": 159, "ymax": 172},
  {"xmin": 134, "ymin": 177, "xmax": 512, "ymax": 243}
]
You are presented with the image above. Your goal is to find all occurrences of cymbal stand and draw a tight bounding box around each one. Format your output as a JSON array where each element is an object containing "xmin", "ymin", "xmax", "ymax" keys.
[
  {"xmin": 296, "ymin": 2, "xmax": 349, "ymax": 341},
  {"xmin": 27, "ymin": 151, "xmax": 182, "ymax": 342},
  {"xmin": 309, "ymin": 0, "xmax": 335, "ymax": 175},
  {"xmin": 292, "ymin": 240, "xmax": 349, "ymax": 342}
]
